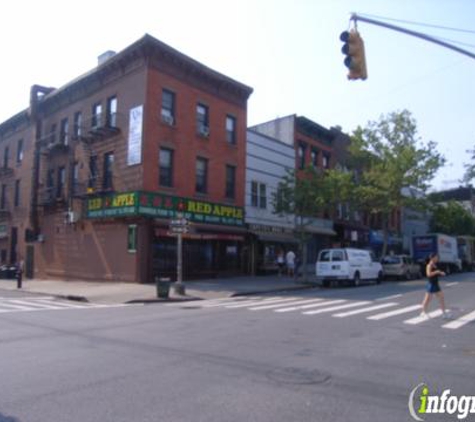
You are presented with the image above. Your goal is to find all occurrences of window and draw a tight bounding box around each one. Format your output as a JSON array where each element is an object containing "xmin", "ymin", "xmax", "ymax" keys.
[
  {"xmin": 225, "ymin": 165, "xmax": 236, "ymax": 199},
  {"xmin": 323, "ymin": 153, "xmax": 330, "ymax": 169},
  {"xmin": 72, "ymin": 162, "xmax": 79, "ymax": 195},
  {"xmin": 47, "ymin": 169, "xmax": 55, "ymax": 189},
  {"xmin": 60, "ymin": 118, "xmax": 69, "ymax": 145},
  {"xmin": 14, "ymin": 180, "xmax": 20, "ymax": 207},
  {"xmin": 73, "ymin": 111, "xmax": 82, "ymax": 138},
  {"xmin": 251, "ymin": 181, "xmax": 258, "ymax": 207},
  {"xmin": 57, "ymin": 167, "xmax": 66, "ymax": 198},
  {"xmin": 16, "ymin": 139, "xmax": 23, "ymax": 164},
  {"xmin": 3, "ymin": 146, "xmax": 9, "ymax": 169},
  {"xmin": 259, "ymin": 183, "xmax": 267, "ymax": 209},
  {"xmin": 0, "ymin": 184, "xmax": 6, "ymax": 209},
  {"xmin": 50, "ymin": 124, "xmax": 57, "ymax": 145},
  {"xmin": 196, "ymin": 103, "xmax": 209, "ymax": 136},
  {"xmin": 159, "ymin": 148, "xmax": 173, "ymax": 187},
  {"xmin": 226, "ymin": 115, "xmax": 236, "ymax": 144},
  {"xmin": 103, "ymin": 152, "xmax": 114, "ymax": 190},
  {"xmin": 92, "ymin": 102, "xmax": 102, "ymax": 128},
  {"xmin": 195, "ymin": 157, "xmax": 208, "ymax": 194},
  {"xmin": 332, "ymin": 250, "xmax": 344, "ymax": 262},
  {"xmin": 88, "ymin": 155, "xmax": 98, "ymax": 191},
  {"xmin": 161, "ymin": 89, "xmax": 175, "ymax": 124},
  {"xmin": 311, "ymin": 148, "xmax": 319, "ymax": 167},
  {"xmin": 127, "ymin": 225, "xmax": 137, "ymax": 253},
  {"xmin": 251, "ymin": 181, "xmax": 267, "ymax": 208},
  {"xmin": 298, "ymin": 143, "xmax": 306, "ymax": 169},
  {"xmin": 106, "ymin": 96, "xmax": 117, "ymax": 127}
]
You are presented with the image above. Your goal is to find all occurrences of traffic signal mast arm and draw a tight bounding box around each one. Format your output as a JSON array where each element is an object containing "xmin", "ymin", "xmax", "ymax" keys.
[{"xmin": 351, "ymin": 13, "xmax": 475, "ymax": 61}]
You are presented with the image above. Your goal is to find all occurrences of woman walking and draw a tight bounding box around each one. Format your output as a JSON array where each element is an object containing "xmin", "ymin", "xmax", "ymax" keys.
[{"xmin": 420, "ymin": 253, "xmax": 451, "ymax": 319}]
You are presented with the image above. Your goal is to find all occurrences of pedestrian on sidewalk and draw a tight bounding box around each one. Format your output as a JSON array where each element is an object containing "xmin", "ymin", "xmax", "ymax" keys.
[
  {"xmin": 286, "ymin": 249, "xmax": 296, "ymax": 277},
  {"xmin": 276, "ymin": 251, "xmax": 285, "ymax": 277},
  {"xmin": 420, "ymin": 253, "xmax": 451, "ymax": 319}
]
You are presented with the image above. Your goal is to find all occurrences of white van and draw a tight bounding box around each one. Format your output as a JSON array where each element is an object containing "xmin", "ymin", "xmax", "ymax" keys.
[{"xmin": 316, "ymin": 248, "xmax": 383, "ymax": 287}]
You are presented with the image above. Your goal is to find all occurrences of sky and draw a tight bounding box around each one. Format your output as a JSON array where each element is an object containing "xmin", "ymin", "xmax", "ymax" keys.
[{"xmin": 1, "ymin": 0, "xmax": 474, "ymax": 190}]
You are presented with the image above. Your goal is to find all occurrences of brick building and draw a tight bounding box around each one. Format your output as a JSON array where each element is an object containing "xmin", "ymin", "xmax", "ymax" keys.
[{"xmin": 0, "ymin": 34, "xmax": 253, "ymax": 282}]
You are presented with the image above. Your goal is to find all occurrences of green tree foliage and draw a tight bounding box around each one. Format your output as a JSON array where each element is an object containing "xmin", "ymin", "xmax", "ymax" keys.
[
  {"xmin": 463, "ymin": 146, "xmax": 475, "ymax": 183},
  {"xmin": 430, "ymin": 201, "xmax": 475, "ymax": 236},
  {"xmin": 351, "ymin": 110, "xmax": 445, "ymax": 256},
  {"xmin": 272, "ymin": 167, "xmax": 354, "ymax": 281}
]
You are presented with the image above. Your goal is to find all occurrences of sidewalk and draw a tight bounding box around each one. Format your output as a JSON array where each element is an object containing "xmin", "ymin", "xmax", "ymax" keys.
[{"xmin": 0, "ymin": 275, "xmax": 318, "ymax": 304}]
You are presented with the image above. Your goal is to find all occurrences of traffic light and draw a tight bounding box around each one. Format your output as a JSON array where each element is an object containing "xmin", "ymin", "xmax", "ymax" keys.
[{"xmin": 340, "ymin": 29, "xmax": 367, "ymax": 80}]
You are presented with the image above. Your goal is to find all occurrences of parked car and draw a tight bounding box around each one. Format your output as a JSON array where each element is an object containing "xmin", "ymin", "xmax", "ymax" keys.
[
  {"xmin": 381, "ymin": 255, "xmax": 422, "ymax": 280},
  {"xmin": 316, "ymin": 248, "xmax": 383, "ymax": 287}
]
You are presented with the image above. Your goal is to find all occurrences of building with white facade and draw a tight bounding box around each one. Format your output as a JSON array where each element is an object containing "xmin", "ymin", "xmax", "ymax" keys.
[{"xmin": 245, "ymin": 130, "xmax": 296, "ymax": 274}]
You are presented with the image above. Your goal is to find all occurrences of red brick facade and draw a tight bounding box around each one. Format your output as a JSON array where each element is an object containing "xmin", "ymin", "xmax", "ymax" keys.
[{"xmin": 0, "ymin": 35, "xmax": 252, "ymax": 282}]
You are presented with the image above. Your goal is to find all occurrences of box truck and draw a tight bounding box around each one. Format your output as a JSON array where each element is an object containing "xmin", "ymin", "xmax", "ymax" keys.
[{"xmin": 412, "ymin": 234, "xmax": 461, "ymax": 274}]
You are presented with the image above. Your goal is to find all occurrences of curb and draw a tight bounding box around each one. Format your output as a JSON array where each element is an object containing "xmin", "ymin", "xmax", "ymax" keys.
[
  {"xmin": 55, "ymin": 294, "xmax": 89, "ymax": 303},
  {"xmin": 125, "ymin": 296, "xmax": 201, "ymax": 304}
]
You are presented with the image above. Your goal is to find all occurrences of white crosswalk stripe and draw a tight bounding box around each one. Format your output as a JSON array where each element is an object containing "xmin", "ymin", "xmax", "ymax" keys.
[
  {"xmin": 442, "ymin": 309, "xmax": 475, "ymax": 330},
  {"xmin": 248, "ymin": 298, "xmax": 326, "ymax": 311},
  {"xmin": 0, "ymin": 297, "xmax": 131, "ymax": 313},
  {"xmin": 169, "ymin": 294, "xmax": 475, "ymax": 331},
  {"xmin": 274, "ymin": 299, "xmax": 345, "ymax": 313},
  {"xmin": 303, "ymin": 301, "xmax": 371, "ymax": 316},
  {"xmin": 404, "ymin": 310, "xmax": 443, "ymax": 325},
  {"xmin": 333, "ymin": 302, "xmax": 398, "ymax": 318},
  {"xmin": 367, "ymin": 304, "xmax": 421, "ymax": 321}
]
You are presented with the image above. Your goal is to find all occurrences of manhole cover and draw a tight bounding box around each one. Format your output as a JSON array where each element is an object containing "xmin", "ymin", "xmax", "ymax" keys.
[{"xmin": 267, "ymin": 367, "xmax": 331, "ymax": 385}]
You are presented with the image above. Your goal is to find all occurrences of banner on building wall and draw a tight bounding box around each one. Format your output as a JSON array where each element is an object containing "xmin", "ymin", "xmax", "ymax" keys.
[
  {"xmin": 127, "ymin": 105, "xmax": 143, "ymax": 166},
  {"xmin": 86, "ymin": 191, "xmax": 245, "ymax": 227}
]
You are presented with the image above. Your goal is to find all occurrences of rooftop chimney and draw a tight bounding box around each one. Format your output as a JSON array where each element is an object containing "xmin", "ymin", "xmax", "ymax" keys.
[{"xmin": 98, "ymin": 50, "xmax": 116, "ymax": 66}]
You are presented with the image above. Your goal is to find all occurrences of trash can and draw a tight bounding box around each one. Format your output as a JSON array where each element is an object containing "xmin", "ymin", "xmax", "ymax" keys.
[{"xmin": 156, "ymin": 277, "xmax": 171, "ymax": 299}]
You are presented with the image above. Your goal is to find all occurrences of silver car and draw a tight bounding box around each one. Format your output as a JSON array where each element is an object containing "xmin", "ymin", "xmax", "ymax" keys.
[{"xmin": 381, "ymin": 255, "xmax": 422, "ymax": 280}]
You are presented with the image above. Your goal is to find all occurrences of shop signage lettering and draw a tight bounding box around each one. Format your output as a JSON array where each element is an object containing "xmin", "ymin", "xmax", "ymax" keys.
[{"xmin": 86, "ymin": 191, "xmax": 244, "ymax": 226}]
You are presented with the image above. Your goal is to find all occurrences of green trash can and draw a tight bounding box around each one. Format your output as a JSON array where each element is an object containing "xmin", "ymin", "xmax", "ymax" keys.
[{"xmin": 156, "ymin": 277, "xmax": 171, "ymax": 299}]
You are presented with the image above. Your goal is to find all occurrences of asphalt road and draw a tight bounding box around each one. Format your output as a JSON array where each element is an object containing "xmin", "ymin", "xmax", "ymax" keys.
[{"xmin": 0, "ymin": 273, "xmax": 474, "ymax": 422}]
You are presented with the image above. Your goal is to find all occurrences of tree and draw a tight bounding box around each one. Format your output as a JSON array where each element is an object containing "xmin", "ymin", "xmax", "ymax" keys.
[
  {"xmin": 351, "ymin": 110, "xmax": 446, "ymax": 257},
  {"xmin": 463, "ymin": 145, "xmax": 475, "ymax": 183},
  {"xmin": 430, "ymin": 201, "xmax": 475, "ymax": 236},
  {"xmin": 272, "ymin": 166, "xmax": 354, "ymax": 282},
  {"xmin": 272, "ymin": 167, "xmax": 324, "ymax": 282}
]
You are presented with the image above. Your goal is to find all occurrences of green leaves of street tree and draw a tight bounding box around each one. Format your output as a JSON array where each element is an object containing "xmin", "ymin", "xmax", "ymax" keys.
[
  {"xmin": 351, "ymin": 110, "xmax": 445, "ymax": 256},
  {"xmin": 430, "ymin": 201, "xmax": 475, "ymax": 236}
]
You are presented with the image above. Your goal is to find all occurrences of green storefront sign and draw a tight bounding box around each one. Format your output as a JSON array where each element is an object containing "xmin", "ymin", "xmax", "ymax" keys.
[{"xmin": 86, "ymin": 191, "xmax": 244, "ymax": 226}]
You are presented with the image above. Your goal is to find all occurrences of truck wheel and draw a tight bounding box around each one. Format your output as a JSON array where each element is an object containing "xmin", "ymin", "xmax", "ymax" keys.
[
  {"xmin": 353, "ymin": 272, "xmax": 361, "ymax": 287},
  {"xmin": 405, "ymin": 270, "xmax": 412, "ymax": 281},
  {"xmin": 377, "ymin": 271, "xmax": 383, "ymax": 285}
]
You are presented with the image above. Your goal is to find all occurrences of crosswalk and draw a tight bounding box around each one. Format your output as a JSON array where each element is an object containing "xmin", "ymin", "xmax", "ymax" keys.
[
  {"xmin": 0, "ymin": 296, "xmax": 130, "ymax": 314},
  {"xmin": 174, "ymin": 295, "xmax": 475, "ymax": 331}
]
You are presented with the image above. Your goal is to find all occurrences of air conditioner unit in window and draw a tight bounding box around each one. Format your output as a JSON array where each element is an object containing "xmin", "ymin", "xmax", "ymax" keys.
[{"xmin": 162, "ymin": 114, "xmax": 174, "ymax": 126}]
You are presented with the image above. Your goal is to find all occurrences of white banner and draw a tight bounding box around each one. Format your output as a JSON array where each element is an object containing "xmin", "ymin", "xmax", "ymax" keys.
[{"xmin": 127, "ymin": 105, "xmax": 143, "ymax": 166}]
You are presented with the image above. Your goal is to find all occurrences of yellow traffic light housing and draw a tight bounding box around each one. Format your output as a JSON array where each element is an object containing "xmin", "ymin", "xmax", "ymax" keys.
[{"xmin": 340, "ymin": 29, "xmax": 368, "ymax": 80}]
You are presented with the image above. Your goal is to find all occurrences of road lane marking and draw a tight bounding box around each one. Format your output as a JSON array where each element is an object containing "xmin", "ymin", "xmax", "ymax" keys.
[
  {"xmin": 199, "ymin": 297, "xmax": 273, "ymax": 308},
  {"xmin": 367, "ymin": 304, "xmax": 421, "ymax": 320},
  {"xmin": 303, "ymin": 301, "xmax": 371, "ymax": 315},
  {"xmin": 442, "ymin": 309, "xmax": 475, "ymax": 330},
  {"xmin": 249, "ymin": 298, "xmax": 325, "ymax": 311},
  {"xmin": 404, "ymin": 310, "xmax": 443, "ymax": 325},
  {"xmin": 225, "ymin": 297, "xmax": 297, "ymax": 308},
  {"xmin": 333, "ymin": 302, "xmax": 398, "ymax": 317},
  {"xmin": 376, "ymin": 294, "xmax": 402, "ymax": 301},
  {"xmin": 445, "ymin": 282, "xmax": 459, "ymax": 287},
  {"xmin": 274, "ymin": 299, "xmax": 346, "ymax": 313}
]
